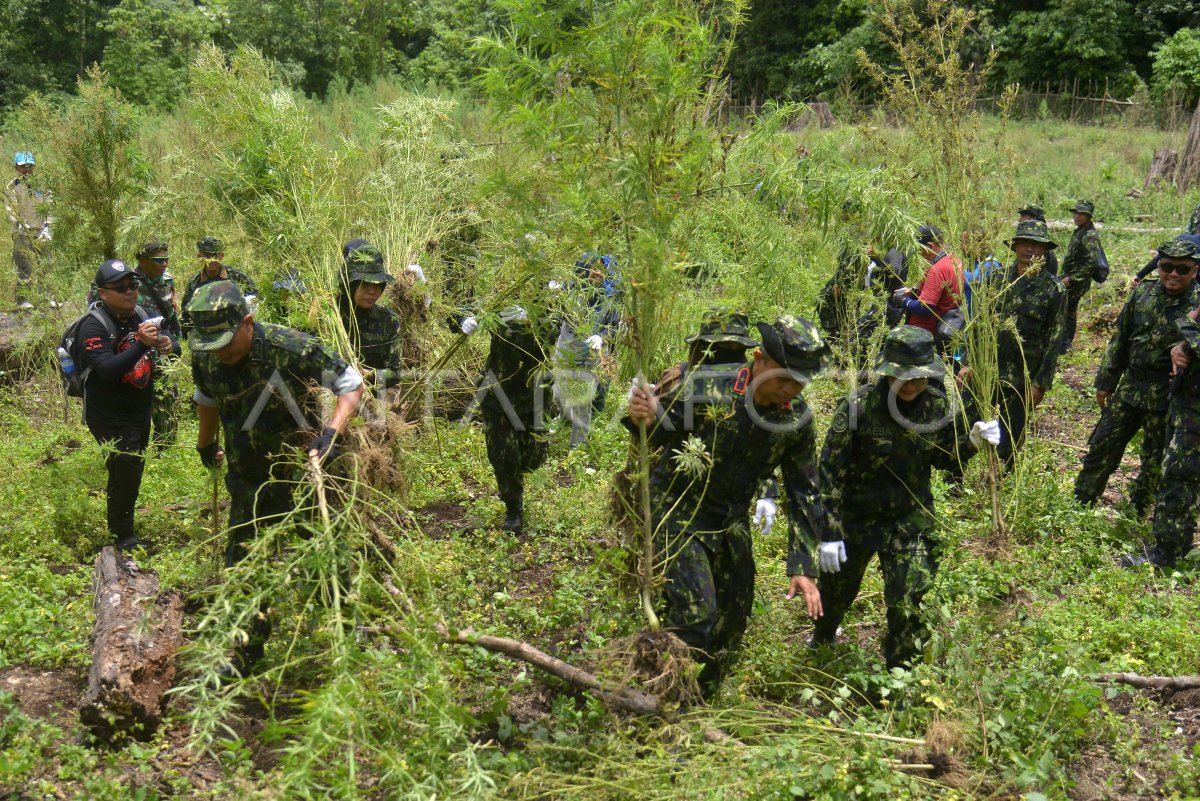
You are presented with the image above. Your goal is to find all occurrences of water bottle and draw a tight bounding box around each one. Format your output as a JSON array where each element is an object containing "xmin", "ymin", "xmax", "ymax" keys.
[{"xmin": 56, "ymin": 346, "xmax": 74, "ymax": 377}]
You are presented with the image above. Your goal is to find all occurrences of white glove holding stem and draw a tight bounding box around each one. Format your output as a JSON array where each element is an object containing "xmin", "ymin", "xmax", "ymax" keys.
[
  {"xmin": 36, "ymin": 224, "xmax": 51, "ymax": 242},
  {"xmin": 460, "ymin": 315, "xmax": 479, "ymax": 335},
  {"xmin": 969, "ymin": 419, "xmax": 1002, "ymax": 449},
  {"xmin": 406, "ymin": 263, "xmax": 426, "ymax": 283},
  {"xmin": 753, "ymin": 498, "xmax": 776, "ymax": 534},
  {"xmin": 819, "ymin": 541, "xmax": 847, "ymax": 573},
  {"xmin": 585, "ymin": 334, "xmax": 603, "ymax": 352},
  {"xmin": 548, "ymin": 280, "xmax": 562, "ymax": 291},
  {"xmin": 499, "ymin": 305, "xmax": 528, "ymax": 324}
]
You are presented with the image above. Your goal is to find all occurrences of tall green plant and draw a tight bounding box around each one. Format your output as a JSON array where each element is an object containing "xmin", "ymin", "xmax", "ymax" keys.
[{"xmin": 477, "ymin": 0, "xmax": 754, "ymax": 629}]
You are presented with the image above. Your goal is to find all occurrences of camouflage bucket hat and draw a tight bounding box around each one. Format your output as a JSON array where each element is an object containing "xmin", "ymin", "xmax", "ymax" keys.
[
  {"xmin": 1017, "ymin": 203, "xmax": 1045, "ymax": 221},
  {"xmin": 875, "ymin": 325, "xmax": 946, "ymax": 380},
  {"xmin": 755, "ymin": 315, "xmax": 829, "ymax": 382},
  {"xmin": 1158, "ymin": 237, "xmax": 1200, "ymax": 261},
  {"xmin": 1006, "ymin": 219, "xmax": 1057, "ymax": 250},
  {"xmin": 685, "ymin": 307, "xmax": 760, "ymax": 347},
  {"xmin": 345, "ymin": 243, "xmax": 394, "ymax": 284},
  {"xmin": 197, "ymin": 236, "xmax": 222, "ymax": 255},
  {"xmin": 1069, "ymin": 200, "xmax": 1095, "ymax": 215},
  {"xmin": 187, "ymin": 280, "xmax": 250, "ymax": 352}
]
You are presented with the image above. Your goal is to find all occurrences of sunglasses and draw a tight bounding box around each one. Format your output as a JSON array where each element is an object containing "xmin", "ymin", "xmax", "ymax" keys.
[
  {"xmin": 104, "ymin": 281, "xmax": 140, "ymax": 294},
  {"xmin": 150, "ymin": 256, "xmax": 169, "ymax": 263},
  {"xmin": 1160, "ymin": 261, "xmax": 1197, "ymax": 276}
]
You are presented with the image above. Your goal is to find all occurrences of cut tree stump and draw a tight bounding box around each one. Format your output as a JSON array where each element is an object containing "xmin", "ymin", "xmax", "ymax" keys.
[
  {"xmin": 1176, "ymin": 99, "xmax": 1200, "ymax": 191},
  {"xmin": 1143, "ymin": 147, "xmax": 1177, "ymax": 190},
  {"xmin": 80, "ymin": 547, "xmax": 184, "ymax": 742}
]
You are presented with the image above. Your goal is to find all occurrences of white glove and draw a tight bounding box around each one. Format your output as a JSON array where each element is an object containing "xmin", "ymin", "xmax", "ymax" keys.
[
  {"xmin": 406, "ymin": 263, "xmax": 426, "ymax": 283},
  {"xmin": 243, "ymin": 294, "xmax": 258, "ymax": 315},
  {"xmin": 499, "ymin": 305, "xmax": 528, "ymax": 323},
  {"xmin": 627, "ymin": 378, "xmax": 655, "ymax": 402},
  {"xmin": 753, "ymin": 498, "xmax": 776, "ymax": 534},
  {"xmin": 969, "ymin": 419, "xmax": 1001, "ymax": 449},
  {"xmin": 36, "ymin": 224, "xmax": 51, "ymax": 242},
  {"xmin": 819, "ymin": 541, "xmax": 847, "ymax": 573},
  {"xmin": 548, "ymin": 280, "xmax": 562, "ymax": 291},
  {"xmin": 585, "ymin": 334, "xmax": 603, "ymax": 351},
  {"xmin": 460, "ymin": 315, "xmax": 479, "ymax": 335}
]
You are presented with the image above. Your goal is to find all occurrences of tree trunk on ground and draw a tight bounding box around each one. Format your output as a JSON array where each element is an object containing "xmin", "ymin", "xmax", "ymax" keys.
[
  {"xmin": 1144, "ymin": 147, "xmax": 1177, "ymax": 190},
  {"xmin": 80, "ymin": 547, "xmax": 184, "ymax": 742},
  {"xmin": 1176, "ymin": 99, "xmax": 1200, "ymax": 191},
  {"xmin": 1100, "ymin": 672, "xmax": 1200, "ymax": 691}
]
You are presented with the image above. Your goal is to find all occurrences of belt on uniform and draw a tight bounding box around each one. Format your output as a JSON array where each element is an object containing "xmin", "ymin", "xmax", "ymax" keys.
[{"xmin": 1126, "ymin": 365, "xmax": 1170, "ymax": 385}]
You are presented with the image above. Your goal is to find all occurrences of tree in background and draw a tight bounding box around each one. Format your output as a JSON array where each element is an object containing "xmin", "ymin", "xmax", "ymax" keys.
[
  {"xmin": 100, "ymin": 0, "xmax": 217, "ymax": 108},
  {"xmin": 1151, "ymin": 27, "xmax": 1200, "ymax": 109}
]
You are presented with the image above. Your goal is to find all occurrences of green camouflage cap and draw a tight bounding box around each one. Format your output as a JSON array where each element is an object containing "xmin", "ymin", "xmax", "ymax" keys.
[
  {"xmin": 345, "ymin": 244, "xmax": 394, "ymax": 284},
  {"xmin": 1017, "ymin": 203, "xmax": 1045, "ymax": 220},
  {"xmin": 1006, "ymin": 219, "xmax": 1057, "ymax": 250},
  {"xmin": 187, "ymin": 280, "xmax": 250, "ymax": 351},
  {"xmin": 874, "ymin": 325, "xmax": 946, "ymax": 380},
  {"xmin": 1158, "ymin": 237, "xmax": 1200, "ymax": 261},
  {"xmin": 685, "ymin": 307, "xmax": 759, "ymax": 347},
  {"xmin": 755, "ymin": 315, "xmax": 829, "ymax": 381},
  {"xmin": 136, "ymin": 239, "xmax": 168, "ymax": 258},
  {"xmin": 197, "ymin": 236, "xmax": 222, "ymax": 255},
  {"xmin": 1069, "ymin": 200, "xmax": 1095, "ymax": 215}
]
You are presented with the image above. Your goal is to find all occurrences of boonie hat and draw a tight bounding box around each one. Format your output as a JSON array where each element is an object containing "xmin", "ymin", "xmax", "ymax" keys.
[
  {"xmin": 187, "ymin": 280, "xmax": 250, "ymax": 352},
  {"xmin": 1017, "ymin": 203, "xmax": 1045, "ymax": 221},
  {"xmin": 686, "ymin": 307, "xmax": 760, "ymax": 348},
  {"xmin": 345, "ymin": 242, "xmax": 394, "ymax": 284},
  {"xmin": 1158, "ymin": 237, "xmax": 1200, "ymax": 261},
  {"xmin": 94, "ymin": 259, "xmax": 135, "ymax": 287},
  {"xmin": 875, "ymin": 325, "xmax": 946, "ymax": 380},
  {"xmin": 1006, "ymin": 220, "xmax": 1057, "ymax": 250},
  {"xmin": 755, "ymin": 316, "xmax": 829, "ymax": 382},
  {"xmin": 1069, "ymin": 200, "xmax": 1095, "ymax": 216},
  {"xmin": 196, "ymin": 236, "xmax": 222, "ymax": 255}
]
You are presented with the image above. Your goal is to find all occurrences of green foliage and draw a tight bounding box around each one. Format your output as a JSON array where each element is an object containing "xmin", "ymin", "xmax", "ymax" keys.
[
  {"xmin": 1151, "ymin": 27, "xmax": 1200, "ymax": 108},
  {"xmin": 100, "ymin": 0, "xmax": 216, "ymax": 108},
  {"xmin": 6, "ymin": 67, "xmax": 150, "ymax": 270}
]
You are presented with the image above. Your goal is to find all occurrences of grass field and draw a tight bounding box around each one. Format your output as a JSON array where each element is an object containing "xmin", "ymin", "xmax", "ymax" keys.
[{"xmin": 3, "ymin": 82, "xmax": 1200, "ymax": 799}]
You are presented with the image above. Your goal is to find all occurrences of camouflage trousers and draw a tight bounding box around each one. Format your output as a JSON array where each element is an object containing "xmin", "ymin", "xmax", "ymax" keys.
[
  {"xmin": 11, "ymin": 231, "xmax": 44, "ymax": 303},
  {"xmin": 812, "ymin": 521, "xmax": 940, "ymax": 670},
  {"xmin": 1057, "ymin": 282, "xmax": 1090, "ymax": 354},
  {"xmin": 1074, "ymin": 399, "xmax": 1167, "ymax": 514},
  {"xmin": 1148, "ymin": 420, "xmax": 1200, "ymax": 564},
  {"xmin": 481, "ymin": 403, "xmax": 548, "ymax": 505},
  {"xmin": 151, "ymin": 372, "xmax": 180, "ymax": 448},
  {"xmin": 660, "ymin": 523, "xmax": 755, "ymax": 692}
]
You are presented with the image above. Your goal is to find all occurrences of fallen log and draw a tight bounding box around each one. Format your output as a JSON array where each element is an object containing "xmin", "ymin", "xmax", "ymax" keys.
[
  {"xmin": 80, "ymin": 547, "xmax": 184, "ymax": 742},
  {"xmin": 1100, "ymin": 672, "xmax": 1200, "ymax": 691}
]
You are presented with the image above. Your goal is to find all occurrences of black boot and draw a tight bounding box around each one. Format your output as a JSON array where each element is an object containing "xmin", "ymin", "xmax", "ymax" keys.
[
  {"xmin": 1120, "ymin": 544, "xmax": 1176, "ymax": 571},
  {"xmin": 501, "ymin": 493, "xmax": 524, "ymax": 535}
]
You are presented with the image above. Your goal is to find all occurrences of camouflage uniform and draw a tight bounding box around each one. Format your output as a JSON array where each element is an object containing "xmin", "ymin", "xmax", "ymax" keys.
[
  {"xmin": 1127, "ymin": 239, "xmax": 1200, "ymax": 569},
  {"xmin": 634, "ymin": 317, "xmax": 830, "ymax": 690},
  {"xmin": 1075, "ymin": 274, "xmax": 1200, "ymax": 512},
  {"xmin": 133, "ymin": 246, "xmax": 183, "ymax": 447},
  {"xmin": 813, "ymin": 326, "xmax": 976, "ymax": 669},
  {"xmin": 339, "ymin": 243, "xmax": 403, "ymax": 388},
  {"xmin": 975, "ymin": 221, "xmax": 1066, "ymax": 466},
  {"xmin": 1188, "ymin": 202, "xmax": 1200, "ymax": 236},
  {"xmin": 189, "ymin": 280, "xmax": 363, "ymax": 662},
  {"xmin": 816, "ymin": 245, "xmax": 909, "ymax": 366},
  {"xmin": 3, "ymin": 170, "xmax": 49, "ymax": 304},
  {"xmin": 181, "ymin": 265, "xmax": 259, "ymax": 335},
  {"xmin": 474, "ymin": 310, "xmax": 555, "ymax": 531},
  {"xmin": 1058, "ymin": 200, "xmax": 1103, "ymax": 353}
]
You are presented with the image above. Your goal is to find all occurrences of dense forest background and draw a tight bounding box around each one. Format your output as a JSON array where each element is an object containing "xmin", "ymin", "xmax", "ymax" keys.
[{"xmin": 3, "ymin": 0, "xmax": 1200, "ymax": 116}]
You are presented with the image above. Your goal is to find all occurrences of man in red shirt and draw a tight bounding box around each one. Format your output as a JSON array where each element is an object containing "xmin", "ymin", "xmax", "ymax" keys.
[{"xmin": 895, "ymin": 225, "xmax": 963, "ymax": 338}]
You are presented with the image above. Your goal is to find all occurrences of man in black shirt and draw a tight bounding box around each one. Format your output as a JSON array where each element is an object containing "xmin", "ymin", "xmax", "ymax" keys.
[{"xmin": 80, "ymin": 259, "xmax": 180, "ymax": 551}]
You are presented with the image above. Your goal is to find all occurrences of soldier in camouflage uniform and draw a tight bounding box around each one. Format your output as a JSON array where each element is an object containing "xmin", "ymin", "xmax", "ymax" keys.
[
  {"xmin": 457, "ymin": 306, "xmax": 555, "ymax": 535},
  {"xmin": 1058, "ymin": 200, "xmax": 1104, "ymax": 354},
  {"xmin": 812, "ymin": 327, "xmax": 999, "ymax": 669},
  {"xmin": 1016, "ymin": 204, "xmax": 1058, "ymax": 275},
  {"xmin": 1123, "ymin": 239, "xmax": 1200, "ymax": 570},
  {"xmin": 131, "ymin": 240, "xmax": 183, "ymax": 447},
  {"xmin": 189, "ymin": 280, "xmax": 365, "ymax": 673},
  {"xmin": 1188, "ymin": 202, "xmax": 1199, "ymax": 237},
  {"xmin": 960, "ymin": 220, "xmax": 1066, "ymax": 467},
  {"xmin": 1076, "ymin": 237, "xmax": 1200, "ymax": 514},
  {"xmin": 180, "ymin": 237, "xmax": 259, "ymax": 335},
  {"xmin": 626, "ymin": 317, "xmax": 830, "ymax": 693},
  {"xmin": 338, "ymin": 241, "xmax": 403, "ymax": 392}
]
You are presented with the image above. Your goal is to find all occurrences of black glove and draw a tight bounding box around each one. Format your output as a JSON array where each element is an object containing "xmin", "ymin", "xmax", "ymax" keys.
[
  {"xmin": 308, "ymin": 426, "xmax": 340, "ymax": 463},
  {"xmin": 197, "ymin": 441, "xmax": 220, "ymax": 469}
]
